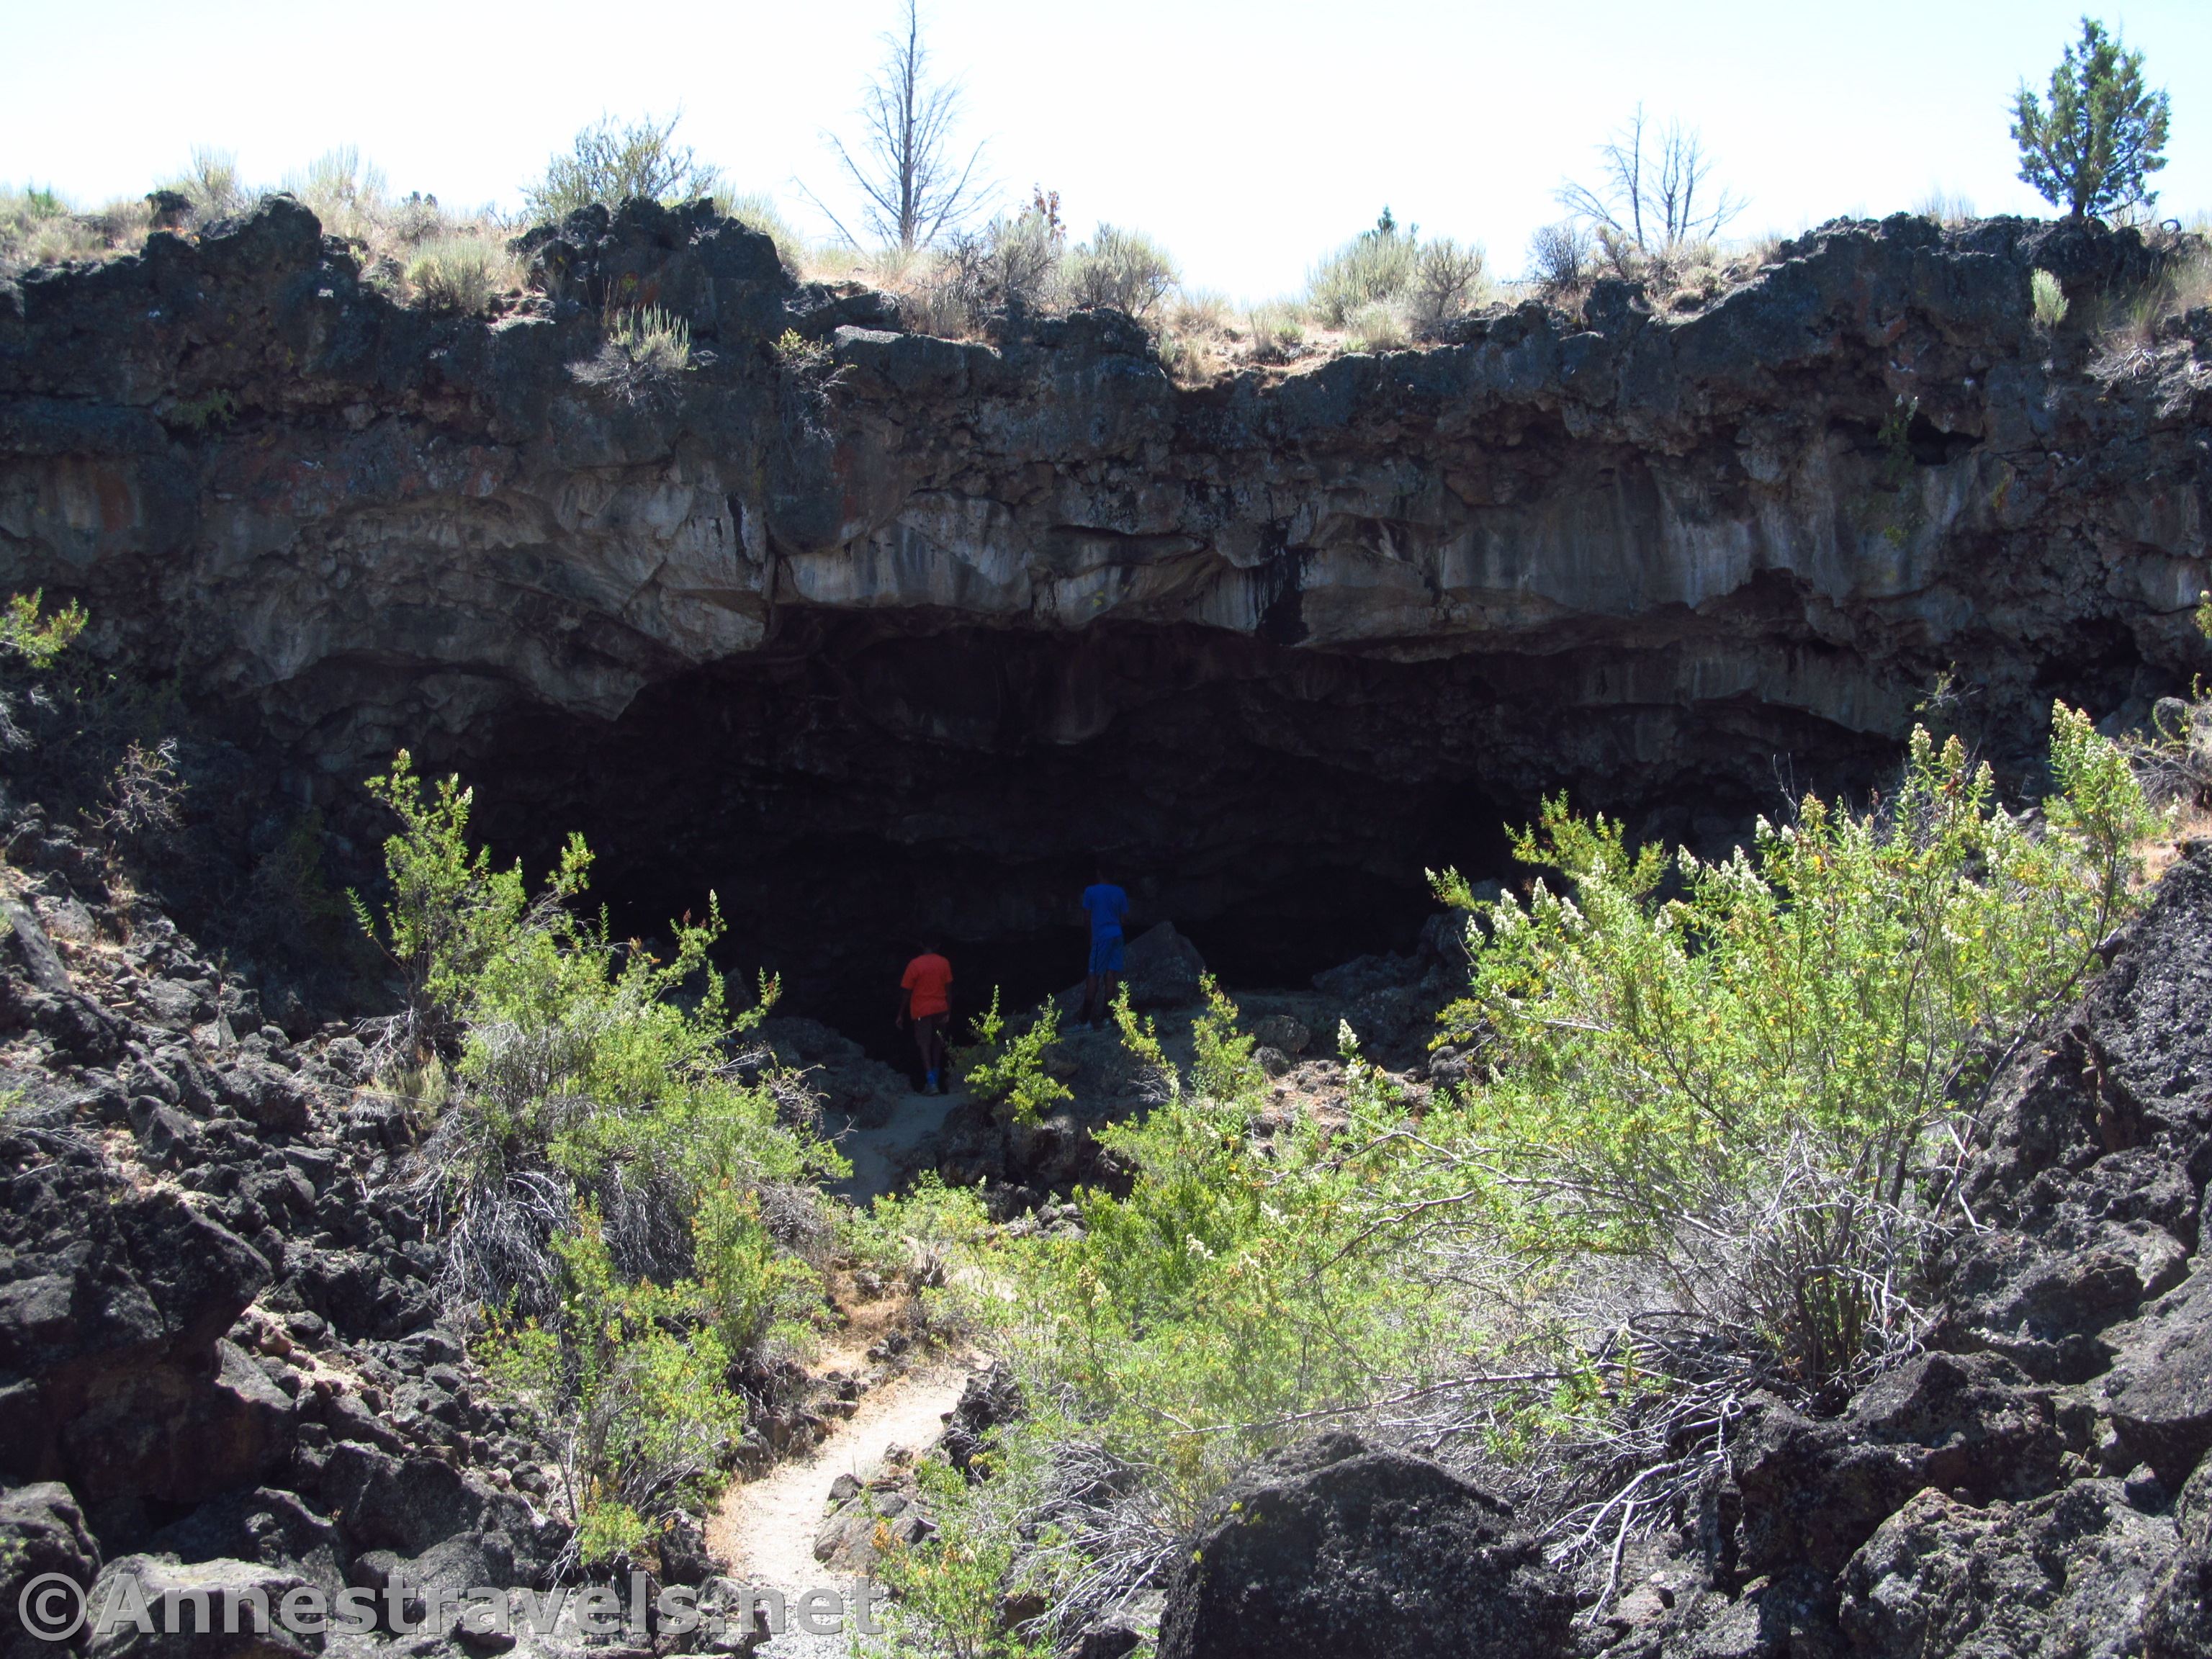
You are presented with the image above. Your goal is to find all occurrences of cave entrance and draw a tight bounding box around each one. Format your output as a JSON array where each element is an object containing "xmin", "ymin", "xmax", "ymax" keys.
[{"xmin": 465, "ymin": 621, "xmax": 1521, "ymax": 1065}]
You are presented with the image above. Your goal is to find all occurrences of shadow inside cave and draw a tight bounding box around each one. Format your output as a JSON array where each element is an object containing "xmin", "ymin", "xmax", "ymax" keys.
[{"xmin": 439, "ymin": 619, "xmax": 1891, "ymax": 1066}]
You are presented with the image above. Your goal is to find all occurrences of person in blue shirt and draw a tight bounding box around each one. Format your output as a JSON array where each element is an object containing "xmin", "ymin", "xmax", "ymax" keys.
[{"xmin": 1078, "ymin": 868, "xmax": 1130, "ymax": 1029}]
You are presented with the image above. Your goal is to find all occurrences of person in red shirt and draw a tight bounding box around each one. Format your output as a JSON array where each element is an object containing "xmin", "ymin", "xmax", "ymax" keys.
[{"xmin": 896, "ymin": 943, "xmax": 955, "ymax": 1094}]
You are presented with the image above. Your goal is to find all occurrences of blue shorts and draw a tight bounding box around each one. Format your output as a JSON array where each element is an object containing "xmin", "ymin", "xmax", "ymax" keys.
[{"xmin": 1088, "ymin": 933, "xmax": 1125, "ymax": 974}]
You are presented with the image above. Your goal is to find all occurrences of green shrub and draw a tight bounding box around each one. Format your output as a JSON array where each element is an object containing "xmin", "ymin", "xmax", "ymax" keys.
[
  {"xmin": 1169, "ymin": 287, "xmax": 1230, "ymax": 333},
  {"xmin": 574, "ymin": 305, "xmax": 693, "ymax": 395},
  {"xmin": 526, "ymin": 113, "xmax": 721, "ymax": 225},
  {"xmin": 1345, "ymin": 300, "xmax": 1408, "ymax": 353},
  {"xmin": 871, "ymin": 1504, "xmax": 1051, "ymax": 1659},
  {"xmin": 284, "ymin": 146, "xmax": 387, "ymax": 243},
  {"xmin": 844, "ymin": 1173, "xmax": 991, "ymax": 1282},
  {"xmin": 1425, "ymin": 706, "xmax": 2157, "ymax": 1379},
  {"xmin": 159, "ymin": 146, "xmax": 257, "ymax": 220},
  {"xmin": 1408, "ymin": 238, "xmax": 1485, "ymax": 334},
  {"xmin": 860, "ymin": 976, "xmax": 1460, "ymax": 1645},
  {"xmin": 354, "ymin": 751, "xmax": 845, "ymax": 1557},
  {"xmin": 0, "ymin": 590, "xmax": 86, "ymax": 669},
  {"xmin": 1306, "ymin": 209, "xmax": 1421, "ymax": 328},
  {"xmin": 988, "ymin": 981, "xmax": 1452, "ymax": 1527},
  {"xmin": 1527, "ymin": 220, "xmax": 1593, "ymax": 292},
  {"xmin": 0, "ymin": 188, "xmax": 139, "ymax": 274},
  {"xmin": 609, "ymin": 304, "xmax": 691, "ymax": 368},
  {"xmin": 772, "ymin": 327, "xmax": 830, "ymax": 369},
  {"xmin": 958, "ymin": 992, "xmax": 1071, "ymax": 1127},
  {"xmin": 483, "ymin": 1204, "xmax": 750, "ymax": 1568},
  {"xmin": 935, "ymin": 206, "xmax": 1065, "ymax": 323},
  {"xmin": 1244, "ymin": 301, "xmax": 1307, "ymax": 363},
  {"xmin": 1063, "ymin": 224, "xmax": 1178, "ymax": 318},
  {"xmin": 354, "ymin": 750, "xmax": 842, "ymax": 1300}
]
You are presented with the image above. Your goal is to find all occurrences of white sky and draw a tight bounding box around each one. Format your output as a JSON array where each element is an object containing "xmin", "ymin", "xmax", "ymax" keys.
[{"xmin": 4, "ymin": 0, "xmax": 2208, "ymax": 302}]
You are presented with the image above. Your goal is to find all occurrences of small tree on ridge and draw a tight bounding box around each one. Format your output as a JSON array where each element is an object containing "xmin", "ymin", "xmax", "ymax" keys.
[
  {"xmin": 2011, "ymin": 17, "xmax": 2170, "ymax": 220},
  {"xmin": 814, "ymin": 0, "xmax": 989, "ymax": 250},
  {"xmin": 1556, "ymin": 104, "xmax": 1743, "ymax": 259}
]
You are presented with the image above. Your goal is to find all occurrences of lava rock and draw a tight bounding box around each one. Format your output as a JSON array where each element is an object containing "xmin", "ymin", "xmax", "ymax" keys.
[
  {"xmin": 1, "ymin": 1482, "xmax": 102, "ymax": 1659},
  {"xmin": 84, "ymin": 1555, "xmax": 313, "ymax": 1659},
  {"xmin": 315, "ymin": 1444, "xmax": 473, "ymax": 1555},
  {"xmin": 2105, "ymin": 1270, "xmax": 2212, "ymax": 1488},
  {"xmin": 148, "ymin": 1487, "xmax": 349, "ymax": 1607},
  {"xmin": 941, "ymin": 1362, "xmax": 1023, "ymax": 1479},
  {"xmin": 1940, "ymin": 847, "xmax": 2212, "ymax": 1382},
  {"xmin": 1121, "ymin": 923, "xmax": 1206, "ymax": 1010},
  {"xmin": 1, "ymin": 900, "xmax": 72, "ymax": 995},
  {"xmin": 1734, "ymin": 1351, "xmax": 2069, "ymax": 1578},
  {"xmin": 1840, "ymin": 1480, "xmax": 2178, "ymax": 1658},
  {"xmin": 61, "ymin": 1339, "xmax": 295, "ymax": 1510},
  {"xmin": 217, "ymin": 1060, "xmax": 313, "ymax": 1136},
  {"xmin": 1156, "ymin": 1434, "xmax": 1573, "ymax": 1659},
  {"xmin": 1, "ymin": 1136, "xmax": 273, "ymax": 1502},
  {"xmin": 2144, "ymin": 1460, "xmax": 2212, "ymax": 1658}
]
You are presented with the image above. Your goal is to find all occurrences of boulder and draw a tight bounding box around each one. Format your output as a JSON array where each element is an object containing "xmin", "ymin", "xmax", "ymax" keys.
[
  {"xmin": 1733, "ymin": 1351, "xmax": 2069, "ymax": 1576},
  {"xmin": 940, "ymin": 1361, "xmax": 1023, "ymax": 1478},
  {"xmin": 2105, "ymin": 1270, "xmax": 2212, "ymax": 1487},
  {"xmin": 148, "ymin": 1488, "xmax": 349, "ymax": 1607},
  {"xmin": 2144, "ymin": 1538, "xmax": 2212, "ymax": 1659},
  {"xmin": 813, "ymin": 1478, "xmax": 932, "ymax": 1571},
  {"xmin": 1121, "ymin": 924, "xmax": 1205, "ymax": 1010},
  {"xmin": 0, "ymin": 1130, "xmax": 272, "ymax": 1502},
  {"xmin": 2144, "ymin": 1462, "xmax": 2212, "ymax": 1655},
  {"xmin": 1, "ymin": 1482, "xmax": 102, "ymax": 1659},
  {"xmin": 1942, "ymin": 848, "xmax": 2212, "ymax": 1384},
  {"xmin": 1, "ymin": 900, "xmax": 72, "ymax": 996},
  {"xmin": 83, "ymin": 1555, "xmax": 312, "ymax": 1659},
  {"xmin": 1156, "ymin": 1434, "xmax": 1573, "ymax": 1659},
  {"xmin": 313, "ymin": 1445, "xmax": 489, "ymax": 1556},
  {"xmin": 217, "ymin": 1061, "xmax": 312, "ymax": 1136},
  {"xmin": 1840, "ymin": 1480, "xmax": 2178, "ymax": 1658},
  {"xmin": 349, "ymin": 1531, "xmax": 520, "ymax": 1635},
  {"xmin": 61, "ymin": 1340, "xmax": 295, "ymax": 1507}
]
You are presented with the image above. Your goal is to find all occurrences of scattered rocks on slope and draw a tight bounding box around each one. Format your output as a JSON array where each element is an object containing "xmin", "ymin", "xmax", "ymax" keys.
[
  {"xmin": 1731, "ymin": 1351, "xmax": 2077, "ymax": 1581},
  {"xmin": 0, "ymin": 819, "xmax": 581, "ymax": 1657}
]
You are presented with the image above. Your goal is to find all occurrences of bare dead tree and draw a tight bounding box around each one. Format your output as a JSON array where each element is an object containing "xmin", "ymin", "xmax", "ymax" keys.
[
  {"xmin": 1555, "ymin": 105, "xmax": 1744, "ymax": 256},
  {"xmin": 808, "ymin": 0, "xmax": 990, "ymax": 250}
]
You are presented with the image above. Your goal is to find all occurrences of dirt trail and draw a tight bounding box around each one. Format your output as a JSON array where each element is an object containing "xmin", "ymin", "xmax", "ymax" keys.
[
  {"xmin": 701, "ymin": 1089, "xmax": 971, "ymax": 1650},
  {"xmin": 827, "ymin": 1087, "xmax": 960, "ymax": 1207},
  {"xmin": 708, "ymin": 1355, "xmax": 983, "ymax": 1653}
]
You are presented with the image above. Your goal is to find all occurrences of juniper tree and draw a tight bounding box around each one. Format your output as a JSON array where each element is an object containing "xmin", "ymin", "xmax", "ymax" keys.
[{"xmin": 2012, "ymin": 17, "xmax": 2170, "ymax": 220}]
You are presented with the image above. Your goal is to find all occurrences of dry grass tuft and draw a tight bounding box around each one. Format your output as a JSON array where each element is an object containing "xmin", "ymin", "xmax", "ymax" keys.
[
  {"xmin": 1, "ymin": 185, "xmax": 150, "ymax": 277},
  {"xmin": 405, "ymin": 235, "xmax": 521, "ymax": 316},
  {"xmin": 4, "ymin": 147, "xmax": 524, "ymax": 315}
]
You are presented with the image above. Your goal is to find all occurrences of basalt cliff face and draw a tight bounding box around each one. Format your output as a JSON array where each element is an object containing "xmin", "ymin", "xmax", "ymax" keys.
[{"xmin": 1, "ymin": 199, "xmax": 2206, "ymax": 1002}]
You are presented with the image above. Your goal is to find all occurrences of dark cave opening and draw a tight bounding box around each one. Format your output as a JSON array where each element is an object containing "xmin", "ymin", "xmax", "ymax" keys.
[{"xmin": 450, "ymin": 617, "xmax": 1887, "ymax": 1065}]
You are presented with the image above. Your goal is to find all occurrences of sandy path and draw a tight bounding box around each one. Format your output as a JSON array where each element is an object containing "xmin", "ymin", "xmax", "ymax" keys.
[
  {"xmin": 706, "ymin": 1356, "xmax": 984, "ymax": 1655},
  {"xmin": 827, "ymin": 1088, "xmax": 961, "ymax": 1207}
]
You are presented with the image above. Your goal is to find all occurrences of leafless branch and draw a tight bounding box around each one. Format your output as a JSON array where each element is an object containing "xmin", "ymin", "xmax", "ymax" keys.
[
  {"xmin": 814, "ymin": 0, "xmax": 992, "ymax": 249},
  {"xmin": 1556, "ymin": 104, "xmax": 1745, "ymax": 258}
]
